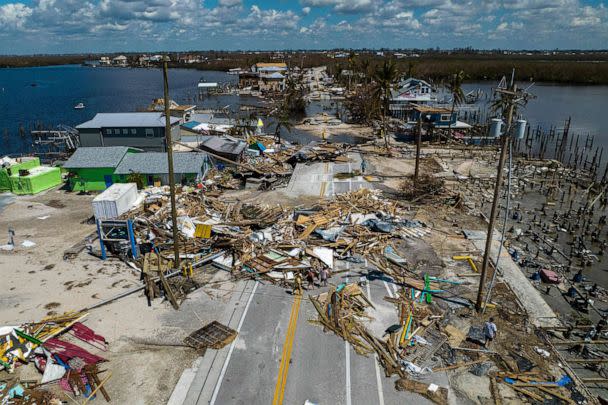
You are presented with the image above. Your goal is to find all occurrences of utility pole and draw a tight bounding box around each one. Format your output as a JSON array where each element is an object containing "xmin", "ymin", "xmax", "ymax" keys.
[
  {"xmin": 414, "ymin": 115, "xmax": 422, "ymax": 181},
  {"xmin": 163, "ymin": 57, "xmax": 181, "ymax": 268},
  {"xmin": 476, "ymin": 72, "xmax": 534, "ymax": 312}
]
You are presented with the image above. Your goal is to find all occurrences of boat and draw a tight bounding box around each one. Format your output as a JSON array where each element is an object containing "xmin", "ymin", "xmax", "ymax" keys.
[{"xmin": 74, "ymin": 103, "xmax": 85, "ymax": 110}]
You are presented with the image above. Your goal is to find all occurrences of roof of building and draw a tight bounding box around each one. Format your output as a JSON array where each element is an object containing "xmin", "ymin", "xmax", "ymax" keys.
[
  {"xmin": 201, "ymin": 136, "xmax": 247, "ymax": 156},
  {"xmin": 63, "ymin": 146, "xmax": 139, "ymax": 169},
  {"xmin": 181, "ymin": 120, "xmax": 202, "ymax": 130},
  {"xmin": 255, "ymin": 62, "xmax": 287, "ymax": 68},
  {"xmin": 261, "ymin": 72, "xmax": 285, "ymax": 79},
  {"xmin": 413, "ymin": 105, "xmax": 452, "ymax": 114},
  {"xmin": 114, "ymin": 152, "xmax": 208, "ymax": 175},
  {"xmin": 397, "ymin": 77, "xmax": 433, "ymax": 90},
  {"xmin": 76, "ymin": 113, "xmax": 180, "ymax": 129}
]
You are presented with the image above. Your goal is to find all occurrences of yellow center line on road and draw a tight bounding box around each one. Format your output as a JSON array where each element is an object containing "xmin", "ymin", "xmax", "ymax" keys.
[{"xmin": 272, "ymin": 294, "xmax": 302, "ymax": 405}]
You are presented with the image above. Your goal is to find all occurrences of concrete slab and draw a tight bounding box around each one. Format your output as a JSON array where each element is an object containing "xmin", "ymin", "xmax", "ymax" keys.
[
  {"xmin": 285, "ymin": 153, "xmax": 373, "ymax": 198},
  {"xmin": 468, "ymin": 230, "xmax": 562, "ymax": 328}
]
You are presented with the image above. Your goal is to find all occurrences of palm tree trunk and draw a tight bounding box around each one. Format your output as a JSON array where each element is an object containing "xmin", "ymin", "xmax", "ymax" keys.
[{"xmin": 448, "ymin": 99, "xmax": 455, "ymax": 142}]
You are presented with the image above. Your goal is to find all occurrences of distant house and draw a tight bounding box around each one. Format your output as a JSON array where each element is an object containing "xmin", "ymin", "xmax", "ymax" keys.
[
  {"xmin": 76, "ymin": 112, "xmax": 181, "ymax": 152},
  {"xmin": 251, "ymin": 62, "xmax": 287, "ymax": 74},
  {"xmin": 238, "ymin": 72, "xmax": 260, "ymax": 90},
  {"xmin": 112, "ymin": 55, "xmax": 128, "ymax": 67},
  {"xmin": 114, "ymin": 152, "xmax": 211, "ymax": 186},
  {"xmin": 63, "ymin": 146, "xmax": 141, "ymax": 191},
  {"xmin": 239, "ymin": 62, "xmax": 287, "ymax": 93},
  {"xmin": 0, "ymin": 156, "xmax": 62, "ymax": 195},
  {"xmin": 259, "ymin": 72, "xmax": 286, "ymax": 92},
  {"xmin": 390, "ymin": 77, "xmax": 437, "ymax": 119},
  {"xmin": 99, "ymin": 56, "xmax": 111, "ymax": 66}
]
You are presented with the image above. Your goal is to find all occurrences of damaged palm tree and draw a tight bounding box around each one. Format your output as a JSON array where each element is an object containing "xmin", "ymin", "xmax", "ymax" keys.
[{"xmin": 373, "ymin": 60, "xmax": 398, "ymax": 152}]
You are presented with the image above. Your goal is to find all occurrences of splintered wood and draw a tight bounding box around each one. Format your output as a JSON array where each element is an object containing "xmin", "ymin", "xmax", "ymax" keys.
[{"xmin": 310, "ymin": 284, "xmax": 403, "ymax": 378}]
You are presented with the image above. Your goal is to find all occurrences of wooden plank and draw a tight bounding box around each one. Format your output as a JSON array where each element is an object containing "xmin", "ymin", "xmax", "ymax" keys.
[
  {"xmin": 509, "ymin": 385, "xmax": 545, "ymax": 402},
  {"xmin": 536, "ymin": 386, "xmax": 575, "ymax": 404},
  {"xmin": 299, "ymin": 224, "xmax": 318, "ymax": 240},
  {"xmin": 432, "ymin": 359, "xmax": 486, "ymax": 372}
]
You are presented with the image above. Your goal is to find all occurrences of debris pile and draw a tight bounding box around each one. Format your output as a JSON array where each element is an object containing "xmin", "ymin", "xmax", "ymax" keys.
[{"xmin": 1, "ymin": 312, "xmax": 110, "ymax": 404}]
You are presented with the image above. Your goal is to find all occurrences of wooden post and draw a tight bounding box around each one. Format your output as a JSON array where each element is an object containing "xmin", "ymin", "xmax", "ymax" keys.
[
  {"xmin": 476, "ymin": 88, "xmax": 515, "ymax": 312},
  {"xmin": 414, "ymin": 116, "xmax": 422, "ymax": 182},
  {"xmin": 163, "ymin": 58, "xmax": 181, "ymax": 269}
]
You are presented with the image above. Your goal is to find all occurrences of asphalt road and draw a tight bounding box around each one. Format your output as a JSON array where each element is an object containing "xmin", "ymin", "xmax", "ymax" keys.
[{"xmin": 180, "ymin": 261, "xmax": 441, "ymax": 405}]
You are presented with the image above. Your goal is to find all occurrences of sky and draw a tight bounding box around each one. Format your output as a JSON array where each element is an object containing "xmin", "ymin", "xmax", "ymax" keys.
[{"xmin": 0, "ymin": 0, "xmax": 606, "ymax": 54}]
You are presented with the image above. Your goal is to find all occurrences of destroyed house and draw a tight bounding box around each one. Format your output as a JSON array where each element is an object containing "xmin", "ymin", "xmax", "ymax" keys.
[
  {"xmin": 197, "ymin": 136, "xmax": 247, "ymax": 163},
  {"xmin": 63, "ymin": 146, "xmax": 142, "ymax": 191},
  {"xmin": 113, "ymin": 152, "xmax": 211, "ymax": 186},
  {"xmin": 76, "ymin": 112, "xmax": 181, "ymax": 152}
]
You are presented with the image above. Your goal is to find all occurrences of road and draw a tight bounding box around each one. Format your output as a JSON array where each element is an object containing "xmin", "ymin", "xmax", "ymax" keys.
[{"xmin": 177, "ymin": 261, "xmax": 443, "ymax": 405}]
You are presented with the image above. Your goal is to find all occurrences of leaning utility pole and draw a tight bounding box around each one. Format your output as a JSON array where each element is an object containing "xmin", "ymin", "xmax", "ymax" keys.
[
  {"xmin": 475, "ymin": 71, "xmax": 534, "ymax": 312},
  {"xmin": 163, "ymin": 57, "xmax": 181, "ymax": 268},
  {"xmin": 414, "ymin": 116, "xmax": 422, "ymax": 181}
]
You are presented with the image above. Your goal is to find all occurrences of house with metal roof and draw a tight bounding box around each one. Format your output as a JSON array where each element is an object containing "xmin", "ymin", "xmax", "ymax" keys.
[
  {"xmin": 114, "ymin": 152, "xmax": 211, "ymax": 187},
  {"xmin": 63, "ymin": 146, "xmax": 141, "ymax": 191},
  {"xmin": 76, "ymin": 112, "xmax": 181, "ymax": 152}
]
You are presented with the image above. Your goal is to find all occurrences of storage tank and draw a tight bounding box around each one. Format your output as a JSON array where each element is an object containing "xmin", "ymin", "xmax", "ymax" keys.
[
  {"xmin": 515, "ymin": 119, "xmax": 527, "ymax": 140},
  {"xmin": 489, "ymin": 118, "xmax": 503, "ymax": 138},
  {"xmin": 92, "ymin": 183, "xmax": 138, "ymax": 220}
]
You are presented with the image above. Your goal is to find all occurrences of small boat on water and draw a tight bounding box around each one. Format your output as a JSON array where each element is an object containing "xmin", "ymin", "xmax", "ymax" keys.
[{"xmin": 74, "ymin": 102, "xmax": 85, "ymax": 110}]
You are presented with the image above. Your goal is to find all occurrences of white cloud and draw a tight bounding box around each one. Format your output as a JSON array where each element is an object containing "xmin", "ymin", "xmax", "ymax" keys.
[
  {"xmin": 0, "ymin": 0, "xmax": 606, "ymax": 52},
  {"xmin": 219, "ymin": 0, "xmax": 242, "ymax": 6},
  {"xmin": 0, "ymin": 3, "xmax": 33, "ymax": 30},
  {"xmin": 300, "ymin": 0, "xmax": 380, "ymax": 14}
]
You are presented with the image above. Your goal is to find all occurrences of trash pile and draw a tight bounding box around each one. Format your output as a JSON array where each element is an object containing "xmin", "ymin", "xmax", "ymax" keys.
[
  {"xmin": 1, "ymin": 312, "xmax": 110, "ymax": 404},
  {"xmin": 119, "ymin": 188, "xmax": 430, "ymax": 307}
]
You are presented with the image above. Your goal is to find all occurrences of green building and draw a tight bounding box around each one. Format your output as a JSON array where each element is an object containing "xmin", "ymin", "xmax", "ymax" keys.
[
  {"xmin": 114, "ymin": 152, "xmax": 211, "ymax": 186},
  {"xmin": 1, "ymin": 157, "xmax": 62, "ymax": 195},
  {"xmin": 63, "ymin": 147, "xmax": 210, "ymax": 191},
  {"xmin": 63, "ymin": 146, "xmax": 141, "ymax": 192},
  {"xmin": 1, "ymin": 157, "xmax": 40, "ymax": 192}
]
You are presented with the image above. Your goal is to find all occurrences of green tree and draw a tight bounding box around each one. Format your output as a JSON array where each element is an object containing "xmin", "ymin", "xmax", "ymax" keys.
[
  {"xmin": 373, "ymin": 59, "xmax": 399, "ymax": 151},
  {"xmin": 446, "ymin": 70, "xmax": 466, "ymax": 140},
  {"xmin": 283, "ymin": 75, "xmax": 306, "ymax": 114},
  {"xmin": 126, "ymin": 172, "xmax": 146, "ymax": 189}
]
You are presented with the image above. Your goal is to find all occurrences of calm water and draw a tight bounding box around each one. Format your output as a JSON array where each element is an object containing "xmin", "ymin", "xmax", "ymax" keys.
[
  {"xmin": 0, "ymin": 65, "xmax": 607, "ymax": 155},
  {"xmin": 461, "ymin": 82, "xmax": 608, "ymax": 137}
]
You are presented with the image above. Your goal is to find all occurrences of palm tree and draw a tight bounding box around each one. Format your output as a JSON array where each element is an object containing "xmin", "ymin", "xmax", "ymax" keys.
[
  {"xmin": 347, "ymin": 51, "xmax": 358, "ymax": 90},
  {"xmin": 373, "ymin": 59, "xmax": 399, "ymax": 151},
  {"xmin": 359, "ymin": 58, "xmax": 371, "ymax": 84},
  {"xmin": 273, "ymin": 112, "xmax": 293, "ymax": 144},
  {"xmin": 446, "ymin": 70, "xmax": 466, "ymax": 140}
]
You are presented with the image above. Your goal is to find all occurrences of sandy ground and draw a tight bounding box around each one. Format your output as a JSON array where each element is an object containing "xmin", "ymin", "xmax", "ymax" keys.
[
  {"xmin": 295, "ymin": 122, "xmax": 375, "ymax": 139},
  {"xmin": 0, "ymin": 187, "xmax": 237, "ymax": 404}
]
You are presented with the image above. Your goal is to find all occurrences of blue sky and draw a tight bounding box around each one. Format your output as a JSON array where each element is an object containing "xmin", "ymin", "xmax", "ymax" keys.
[{"xmin": 0, "ymin": 0, "xmax": 606, "ymax": 54}]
